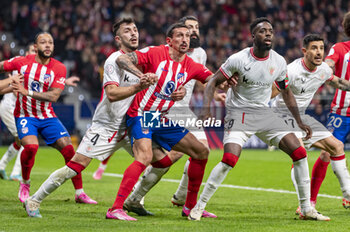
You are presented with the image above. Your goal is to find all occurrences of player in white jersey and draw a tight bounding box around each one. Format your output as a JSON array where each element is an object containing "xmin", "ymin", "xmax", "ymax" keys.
[
  {"xmin": 22, "ymin": 18, "xmax": 184, "ymax": 219},
  {"xmin": 188, "ymin": 18, "xmax": 329, "ymax": 221},
  {"xmin": 272, "ymin": 34, "xmax": 350, "ymax": 213}
]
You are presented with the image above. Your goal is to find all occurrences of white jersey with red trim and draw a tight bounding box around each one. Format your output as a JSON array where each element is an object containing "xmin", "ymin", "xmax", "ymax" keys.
[
  {"xmin": 127, "ymin": 45, "xmax": 212, "ymax": 117},
  {"xmin": 3, "ymin": 54, "xmax": 66, "ymax": 119},
  {"xmin": 273, "ymin": 58, "xmax": 333, "ymax": 114},
  {"xmin": 92, "ymin": 50, "xmax": 140, "ymax": 130},
  {"xmin": 220, "ymin": 47, "xmax": 287, "ymax": 109},
  {"xmin": 174, "ymin": 47, "xmax": 207, "ymax": 106},
  {"xmin": 326, "ymin": 41, "xmax": 350, "ymax": 116}
]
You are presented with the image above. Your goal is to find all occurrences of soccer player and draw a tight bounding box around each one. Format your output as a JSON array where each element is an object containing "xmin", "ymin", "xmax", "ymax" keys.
[
  {"xmin": 22, "ymin": 18, "xmax": 180, "ymax": 219},
  {"xmin": 110, "ymin": 22, "xmax": 216, "ymax": 221},
  {"xmin": 270, "ymin": 34, "xmax": 350, "ymax": 213},
  {"xmin": 188, "ymin": 18, "xmax": 329, "ymax": 221},
  {"xmin": 122, "ymin": 16, "xmax": 220, "ymax": 217},
  {"xmin": 0, "ymin": 32, "xmax": 96, "ymax": 204},
  {"xmin": 304, "ymin": 11, "xmax": 350, "ymax": 209}
]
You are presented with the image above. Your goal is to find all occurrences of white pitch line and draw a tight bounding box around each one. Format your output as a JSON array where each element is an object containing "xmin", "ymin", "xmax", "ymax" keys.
[{"xmin": 103, "ymin": 172, "xmax": 342, "ymax": 200}]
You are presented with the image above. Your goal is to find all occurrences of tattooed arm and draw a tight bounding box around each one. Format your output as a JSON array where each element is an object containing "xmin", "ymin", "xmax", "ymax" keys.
[
  {"xmin": 327, "ymin": 75, "xmax": 350, "ymax": 91},
  {"xmin": 116, "ymin": 52, "xmax": 144, "ymax": 78}
]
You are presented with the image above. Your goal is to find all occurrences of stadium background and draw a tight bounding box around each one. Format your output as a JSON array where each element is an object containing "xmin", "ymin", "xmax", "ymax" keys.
[{"xmin": 0, "ymin": 0, "xmax": 349, "ymax": 148}]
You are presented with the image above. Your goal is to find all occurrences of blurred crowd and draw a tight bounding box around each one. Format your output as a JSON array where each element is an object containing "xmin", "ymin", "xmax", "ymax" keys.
[{"xmin": 0, "ymin": 0, "xmax": 349, "ymax": 109}]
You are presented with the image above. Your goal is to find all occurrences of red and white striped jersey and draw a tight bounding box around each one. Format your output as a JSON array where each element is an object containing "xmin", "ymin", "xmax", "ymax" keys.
[
  {"xmin": 3, "ymin": 54, "xmax": 66, "ymax": 119},
  {"xmin": 126, "ymin": 45, "xmax": 212, "ymax": 117},
  {"xmin": 326, "ymin": 41, "xmax": 350, "ymax": 116}
]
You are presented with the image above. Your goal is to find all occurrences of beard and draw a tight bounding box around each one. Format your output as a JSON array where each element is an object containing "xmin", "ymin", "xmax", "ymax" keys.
[
  {"xmin": 37, "ymin": 49, "xmax": 52, "ymax": 59},
  {"xmin": 255, "ymin": 39, "xmax": 272, "ymax": 51},
  {"xmin": 189, "ymin": 33, "xmax": 200, "ymax": 48}
]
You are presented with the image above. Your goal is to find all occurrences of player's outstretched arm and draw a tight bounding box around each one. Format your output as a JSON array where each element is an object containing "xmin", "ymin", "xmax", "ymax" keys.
[
  {"xmin": 200, "ymin": 71, "xmax": 227, "ymax": 120},
  {"xmin": 280, "ymin": 87, "xmax": 312, "ymax": 139},
  {"xmin": 12, "ymin": 80, "xmax": 63, "ymax": 102},
  {"xmin": 105, "ymin": 75, "xmax": 156, "ymax": 102},
  {"xmin": 327, "ymin": 75, "xmax": 350, "ymax": 91},
  {"xmin": 116, "ymin": 52, "xmax": 144, "ymax": 78}
]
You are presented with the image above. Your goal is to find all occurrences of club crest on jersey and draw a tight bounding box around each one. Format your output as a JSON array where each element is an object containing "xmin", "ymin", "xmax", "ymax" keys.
[
  {"xmin": 44, "ymin": 74, "xmax": 51, "ymax": 83},
  {"xmin": 269, "ymin": 67, "xmax": 275, "ymax": 75},
  {"xmin": 31, "ymin": 81, "xmax": 40, "ymax": 92},
  {"xmin": 177, "ymin": 73, "xmax": 185, "ymax": 84},
  {"xmin": 22, "ymin": 127, "xmax": 28, "ymax": 134},
  {"xmin": 164, "ymin": 81, "xmax": 176, "ymax": 95}
]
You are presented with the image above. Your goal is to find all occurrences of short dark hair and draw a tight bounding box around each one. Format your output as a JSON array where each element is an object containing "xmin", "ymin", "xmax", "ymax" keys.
[
  {"xmin": 343, "ymin": 11, "xmax": 350, "ymax": 37},
  {"xmin": 179, "ymin": 15, "xmax": 198, "ymax": 24},
  {"xmin": 166, "ymin": 23, "xmax": 188, "ymax": 38},
  {"xmin": 112, "ymin": 18, "xmax": 135, "ymax": 36},
  {"xmin": 302, "ymin": 34, "xmax": 324, "ymax": 48},
  {"xmin": 34, "ymin": 32, "xmax": 51, "ymax": 43},
  {"xmin": 250, "ymin": 17, "xmax": 273, "ymax": 34}
]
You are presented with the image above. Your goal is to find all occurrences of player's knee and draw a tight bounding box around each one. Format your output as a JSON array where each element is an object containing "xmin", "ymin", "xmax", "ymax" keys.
[
  {"xmin": 24, "ymin": 144, "xmax": 39, "ymax": 155},
  {"xmin": 332, "ymin": 139, "xmax": 344, "ymax": 155},
  {"xmin": 290, "ymin": 146, "xmax": 307, "ymax": 162},
  {"xmin": 320, "ymin": 150, "xmax": 331, "ymax": 162},
  {"xmin": 195, "ymin": 145, "xmax": 209, "ymax": 160},
  {"xmin": 221, "ymin": 152, "xmax": 239, "ymax": 168},
  {"xmin": 21, "ymin": 144, "xmax": 39, "ymax": 165}
]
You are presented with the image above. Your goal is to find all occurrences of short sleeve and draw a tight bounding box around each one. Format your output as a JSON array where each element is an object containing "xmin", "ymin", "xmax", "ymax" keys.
[
  {"xmin": 103, "ymin": 55, "xmax": 120, "ymax": 88},
  {"xmin": 190, "ymin": 63, "xmax": 212, "ymax": 83},
  {"xmin": 3, "ymin": 56, "xmax": 23, "ymax": 72},
  {"xmin": 325, "ymin": 44, "xmax": 339, "ymax": 64},
  {"xmin": 51, "ymin": 64, "xmax": 66, "ymax": 90},
  {"xmin": 219, "ymin": 55, "xmax": 241, "ymax": 80}
]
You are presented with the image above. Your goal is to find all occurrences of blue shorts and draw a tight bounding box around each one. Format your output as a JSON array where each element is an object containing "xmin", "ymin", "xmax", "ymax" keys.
[
  {"xmin": 15, "ymin": 117, "xmax": 70, "ymax": 145},
  {"xmin": 326, "ymin": 113, "xmax": 350, "ymax": 143},
  {"xmin": 126, "ymin": 115, "xmax": 189, "ymax": 151}
]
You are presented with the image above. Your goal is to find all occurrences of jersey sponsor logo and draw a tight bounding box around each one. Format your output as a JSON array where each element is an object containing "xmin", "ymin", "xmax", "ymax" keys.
[
  {"xmin": 164, "ymin": 81, "xmax": 176, "ymax": 95},
  {"xmin": 123, "ymin": 74, "xmax": 139, "ymax": 83},
  {"xmin": 31, "ymin": 81, "xmax": 40, "ymax": 92},
  {"xmin": 154, "ymin": 92, "xmax": 172, "ymax": 100},
  {"xmin": 161, "ymin": 68, "xmax": 169, "ymax": 72}
]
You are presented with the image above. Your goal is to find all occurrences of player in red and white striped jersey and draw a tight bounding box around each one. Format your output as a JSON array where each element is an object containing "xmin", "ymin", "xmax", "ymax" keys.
[
  {"xmin": 0, "ymin": 32, "xmax": 96, "ymax": 205},
  {"xmin": 307, "ymin": 11, "xmax": 350, "ymax": 209},
  {"xmin": 112, "ymin": 22, "xmax": 215, "ymax": 220}
]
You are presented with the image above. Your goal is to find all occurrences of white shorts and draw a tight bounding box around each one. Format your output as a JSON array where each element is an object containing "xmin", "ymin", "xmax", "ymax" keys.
[
  {"xmin": 223, "ymin": 109, "xmax": 295, "ymax": 147},
  {"xmin": 0, "ymin": 102, "xmax": 17, "ymax": 137},
  {"xmin": 167, "ymin": 106, "xmax": 207, "ymax": 141},
  {"xmin": 76, "ymin": 123, "xmax": 132, "ymax": 161},
  {"xmin": 281, "ymin": 114, "xmax": 332, "ymax": 149}
]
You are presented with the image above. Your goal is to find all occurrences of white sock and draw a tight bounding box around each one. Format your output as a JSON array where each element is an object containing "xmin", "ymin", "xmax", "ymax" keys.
[
  {"xmin": 293, "ymin": 158, "xmax": 311, "ymax": 214},
  {"xmin": 99, "ymin": 163, "xmax": 107, "ymax": 170},
  {"xmin": 0, "ymin": 143, "xmax": 19, "ymax": 170},
  {"xmin": 197, "ymin": 162, "xmax": 232, "ymax": 209},
  {"xmin": 330, "ymin": 157, "xmax": 350, "ymax": 198},
  {"xmin": 128, "ymin": 166, "xmax": 170, "ymax": 202},
  {"xmin": 75, "ymin": 189, "xmax": 84, "ymax": 195},
  {"xmin": 290, "ymin": 167, "xmax": 300, "ymax": 199},
  {"xmin": 10, "ymin": 146, "xmax": 23, "ymax": 177},
  {"xmin": 173, "ymin": 159, "xmax": 190, "ymax": 200},
  {"xmin": 32, "ymin": 166, "xmax": 77, "ymax": 203}
]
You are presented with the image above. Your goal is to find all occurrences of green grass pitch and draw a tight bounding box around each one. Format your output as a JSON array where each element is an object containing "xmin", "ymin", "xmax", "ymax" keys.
[{"xmin": 1, "ymin": 147, "xmax": 349, "ymax": 231}]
